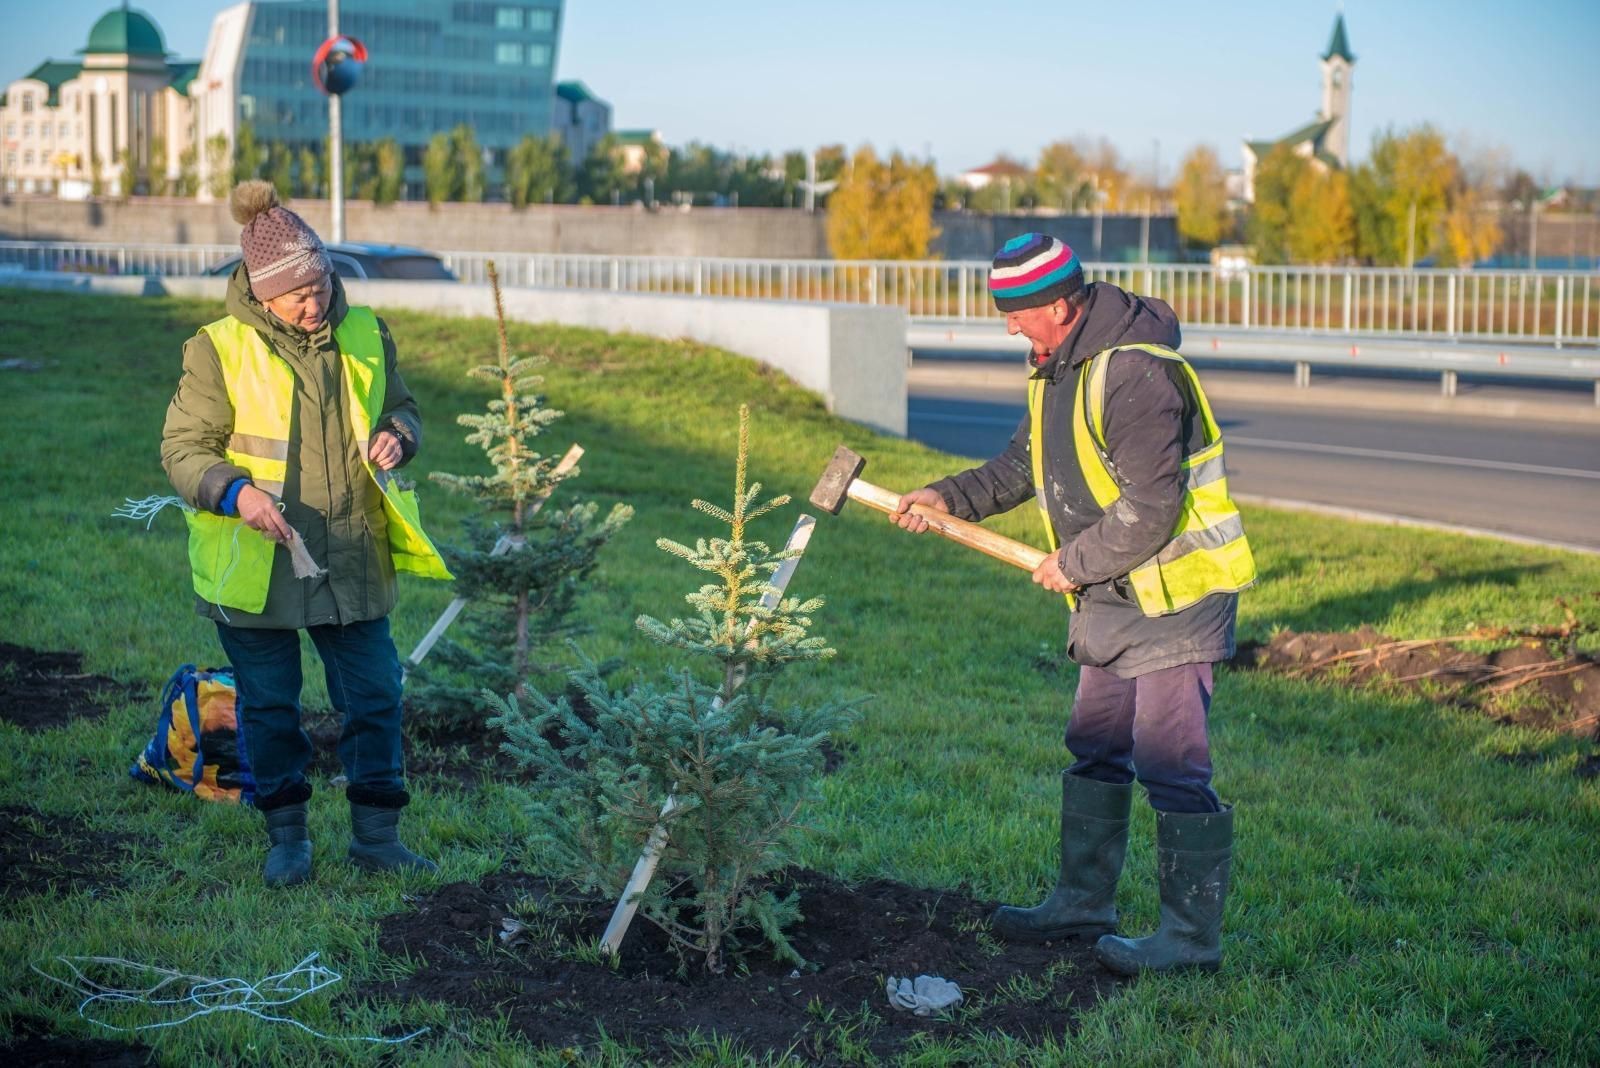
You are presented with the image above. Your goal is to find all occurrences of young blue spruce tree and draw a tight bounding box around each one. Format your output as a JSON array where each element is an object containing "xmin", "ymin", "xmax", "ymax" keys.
[
  {"xmin": 408, "ymin": 262, "xmax": 632, "ymax": 729},
  {"xmin": 486, "ymin": 406, "xmax": 858, "ymax": 974}
]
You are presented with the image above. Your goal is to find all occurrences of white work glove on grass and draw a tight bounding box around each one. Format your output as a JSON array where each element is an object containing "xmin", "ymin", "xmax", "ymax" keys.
[{"xmin": 886, "ymin": 974, "xmax": 963, "ymax": 1016}]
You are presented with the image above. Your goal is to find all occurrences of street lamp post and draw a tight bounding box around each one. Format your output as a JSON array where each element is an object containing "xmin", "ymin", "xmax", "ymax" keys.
[
  {"xmin": 1529, "ymin": 198, "xmax": 1539, "ymax": 270},
  {"xmin": 327, "ymin": 0, "xmax": 344, "ymax": 243}
]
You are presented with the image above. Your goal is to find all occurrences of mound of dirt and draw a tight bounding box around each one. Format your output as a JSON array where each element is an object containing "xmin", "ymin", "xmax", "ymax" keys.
[
  {"xmin": 1234, "ymin": 626, "xmax": 1600, "ymax": 736},
  {"xmin": 0, "ymin": 806, "xmax": 134, "ymax": 901},
  {"xmin": 0, "ymin": 643, "xmax": 135, "ymax": 731},
  {"xmin": 368, "ymin": 868, "xmax": 1119, "ymax": 1063},
  {"xmin": 0, "ymin": 1019, "xmax": 154, "ymax": 1067}
]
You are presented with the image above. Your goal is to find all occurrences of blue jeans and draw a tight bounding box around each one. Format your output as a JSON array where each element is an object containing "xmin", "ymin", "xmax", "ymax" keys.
[
  {"xmin": 1064, "ymin": 662, "xmax": 1221, "ymax": 813},
  {"xmin": 216, "ymin": 617, "xmax": 407, "ymax": 809}
]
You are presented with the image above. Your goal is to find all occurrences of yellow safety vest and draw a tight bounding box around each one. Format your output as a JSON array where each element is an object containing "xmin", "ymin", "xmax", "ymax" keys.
[
  {"xmin": 1027, "ymin": 343, "xmax": 1256, "ymax": 616},
  {"xmin": 184, "ymin": 306, "xmax": 452, "ymax": 612}
]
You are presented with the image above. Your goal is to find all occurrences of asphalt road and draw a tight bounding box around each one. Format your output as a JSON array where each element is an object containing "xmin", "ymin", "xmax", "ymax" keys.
[{"xmin": 907, "ymin": 360, "xmax": 1600, "ymax": 551}]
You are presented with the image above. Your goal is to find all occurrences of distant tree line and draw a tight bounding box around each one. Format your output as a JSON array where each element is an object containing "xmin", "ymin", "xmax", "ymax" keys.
[
  {"xmin": 225, "ymin": 121, "xmax": 856, "ymax": 212},
  {"xmin": 1242, "ymin": 125, "xmax": 1515, "ymax": 267},
  {"xmin": 213, "ymin": 120, "xmax": 1571, "ymax": 267}
]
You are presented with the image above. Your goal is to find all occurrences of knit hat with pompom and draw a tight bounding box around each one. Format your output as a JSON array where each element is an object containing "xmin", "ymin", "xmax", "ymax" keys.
[{"xmin": 230, "ymin": 180, "xmax": 331, "ymax": 302}]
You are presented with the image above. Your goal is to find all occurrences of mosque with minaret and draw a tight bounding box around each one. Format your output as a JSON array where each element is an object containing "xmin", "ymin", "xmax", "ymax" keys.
[{"xmin": 1239, "ymin": 13, "xmax": 1356, "ymax": 203}]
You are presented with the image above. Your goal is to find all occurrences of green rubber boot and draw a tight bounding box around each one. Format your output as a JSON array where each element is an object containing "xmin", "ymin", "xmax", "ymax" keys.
[
  {"xmin": 990, "ymin": 773, "xmax": 1133, "ymax": 943},
  {"xmin": 347, "ymin": 803, "xmax": 438, "ymax": 874},
  {"xmin": 1094, "ymin": 806, "xmax": 1233, "ymax": 975},
  {"xmin": 262, "ymin": 802, "xmax": 312, "ymax": 888}
]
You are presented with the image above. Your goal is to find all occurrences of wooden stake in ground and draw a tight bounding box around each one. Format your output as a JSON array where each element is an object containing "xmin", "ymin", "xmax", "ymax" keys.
[
  {"xmin": 600, "ymin": 512, "xmax": 818, "ymax": 959},
  {"xmin": 404, "ymin": 443, "xmax": 584, "ymax": 675}
]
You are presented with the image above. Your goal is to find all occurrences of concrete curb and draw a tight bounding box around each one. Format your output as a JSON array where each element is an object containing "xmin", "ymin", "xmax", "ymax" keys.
[
  {"xmin": 1199, "ymin": 379, "xmax": 1600, "ymax": 426},
  {"xmin": 908, "ymin": 362, "xmax": 1600, "ymax": 427}
]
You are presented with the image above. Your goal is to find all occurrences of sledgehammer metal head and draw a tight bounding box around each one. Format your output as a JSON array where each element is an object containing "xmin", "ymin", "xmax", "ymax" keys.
[{"xmin": 809, "ymin": 445, "xmax": 867, "ymax": 515}]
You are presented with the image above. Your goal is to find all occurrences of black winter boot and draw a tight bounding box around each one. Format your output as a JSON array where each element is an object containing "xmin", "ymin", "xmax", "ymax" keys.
[
  {"xmin": 990, "ymin": 773, "xmax": 1133, "ymax": 943},
  {"xmin": 262, "ymin": 802, "xmax": 312, "ymax": 887},
  {"xmin": 348, "ymin": 803, "xmax": 438, "ymax": 874},
  {"xmin": 1094, "ymin": 805, "xmax": 1233, "ymax": 975}
]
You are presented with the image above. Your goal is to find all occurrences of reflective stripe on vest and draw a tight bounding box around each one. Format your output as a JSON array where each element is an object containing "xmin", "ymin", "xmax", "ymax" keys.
[
  {"xmin": 1027, "ymin": 343, "xmax": 1256, "ymax": 617},
  {"xmin": 184, "ymin": 308, "xmax": 452, "ymax": 612}
]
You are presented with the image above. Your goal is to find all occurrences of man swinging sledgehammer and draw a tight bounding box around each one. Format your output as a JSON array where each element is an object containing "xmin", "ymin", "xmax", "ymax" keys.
[{"xmin": 886, "ymin": 235, "xmax": 1257, "ymax": 974}]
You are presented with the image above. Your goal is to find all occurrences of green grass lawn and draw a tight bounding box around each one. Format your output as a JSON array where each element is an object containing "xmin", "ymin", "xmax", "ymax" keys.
[{"xmin": 1, "ymin": 289, "xmax": 1597, "ymax": 1066}]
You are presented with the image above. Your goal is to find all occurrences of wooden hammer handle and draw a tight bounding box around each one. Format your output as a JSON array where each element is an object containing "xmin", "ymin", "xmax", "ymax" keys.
[{"xmin": 848, "ymin": 479, "xmax": 1050, "ymax": 573}]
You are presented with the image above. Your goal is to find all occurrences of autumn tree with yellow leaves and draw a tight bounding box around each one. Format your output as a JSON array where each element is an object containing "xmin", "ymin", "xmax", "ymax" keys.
[
  {"xmin": 825, "ymin": 146, "xmax": 940, "ymax": 259},
  {"xmin": 1287, "ymin": 167, "xmax": 1354, "ymax": 264},
  {"xmin": 1250, "ymin": 124, "xmax": 1506, "ymax": 267},
  {"xmin": 1175, "ymin": 145, "xmax": 1232, "ymax": 249}
]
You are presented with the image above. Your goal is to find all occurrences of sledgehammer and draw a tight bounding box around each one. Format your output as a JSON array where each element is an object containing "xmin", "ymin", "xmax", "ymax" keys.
[{"xmin": 809, "ymin": 445, "xmax": 1048, "ymax": 573}]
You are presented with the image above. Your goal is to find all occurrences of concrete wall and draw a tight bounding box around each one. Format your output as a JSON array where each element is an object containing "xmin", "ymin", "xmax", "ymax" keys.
[
  {"xmin": 338, "ymin": 281, "xmax": 908, "ymax": 435},
  {"xmin": 0, "ymin": 195, "xmax": 1182, "ymax": 263},
  {"xmin": 0, "ymin": 272, "xmax": 909, "ymax": 436},
  {"xmin": 0, "ymin": 196, "xmax": 832, "ymax": 258},
  {"xmin": 936, "ymin": 212, "xmax": 1181, "ymax": 262}
]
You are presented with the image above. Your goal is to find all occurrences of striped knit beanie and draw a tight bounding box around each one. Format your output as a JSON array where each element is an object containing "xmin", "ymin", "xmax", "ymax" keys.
[
  {"xmin": 988, "ymin": 233, "xmax": 1084, "ymax": 312},
  {"xmin": 229, "ymin": 180, "xmax": 331, "ymax": 302}
]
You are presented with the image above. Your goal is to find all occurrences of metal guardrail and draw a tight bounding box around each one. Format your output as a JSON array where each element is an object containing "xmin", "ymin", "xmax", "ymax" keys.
[
  {"xmin": 0, "ymin": 240, "xmax": 234, "ymax": 278},
  {"xmin": 910, "ymin": 321, "xmax": 1600, "ymax": 405},
  {"xmin": 2, "ymin": 240, "xmax": 1596, "ymax": 348}
]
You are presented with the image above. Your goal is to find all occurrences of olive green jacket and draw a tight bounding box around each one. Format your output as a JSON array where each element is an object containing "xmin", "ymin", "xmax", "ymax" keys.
[{"xmin": 161, "ymin": 266, "xmax": 423, "ymax": 629}]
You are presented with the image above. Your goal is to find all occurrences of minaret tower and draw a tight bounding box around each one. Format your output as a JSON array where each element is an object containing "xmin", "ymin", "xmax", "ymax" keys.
[{"xmin": 1319, "ymin": 12, "xmax": 1356, "ymax": 167}]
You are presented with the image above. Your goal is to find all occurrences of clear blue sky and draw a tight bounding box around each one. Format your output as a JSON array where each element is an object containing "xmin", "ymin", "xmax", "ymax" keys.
[{"xmin": 6, "ymin": 1, "xmax": 1597, "ymax": 183}]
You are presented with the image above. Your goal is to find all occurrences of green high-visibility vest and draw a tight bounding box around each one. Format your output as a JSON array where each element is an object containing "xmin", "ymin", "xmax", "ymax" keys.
[
  {"xmin": 1027, "ymin": 343, "xmax": 1256, "ymax": 616},
  {"xmin": 184, "ymin": 306, "xmax": 452, "ymax": 612}
]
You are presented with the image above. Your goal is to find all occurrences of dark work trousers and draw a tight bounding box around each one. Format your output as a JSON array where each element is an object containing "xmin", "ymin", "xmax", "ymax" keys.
[
  {"xmin": 216, "ymin": 617, "xmax": 406, "ymax": 808},
  {"xmin": 1064, "ymin": 661, "xmax": 1221, "ymax": 813}
]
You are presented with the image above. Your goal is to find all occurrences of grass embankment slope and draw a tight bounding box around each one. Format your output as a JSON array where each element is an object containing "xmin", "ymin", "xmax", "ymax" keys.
[{"xmin": 0, "ymin": 289, "xmax": 1596, "ymax": 1065}]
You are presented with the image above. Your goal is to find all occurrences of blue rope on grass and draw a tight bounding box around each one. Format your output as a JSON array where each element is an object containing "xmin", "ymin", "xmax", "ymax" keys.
[{"xmin": 31, "ymin": 951, "xmax": 428, "ymax": 1046}]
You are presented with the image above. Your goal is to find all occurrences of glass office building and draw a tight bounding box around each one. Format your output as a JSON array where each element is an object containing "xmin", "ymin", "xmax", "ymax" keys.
[{"xmin": 202, "ymin": 0, "xmax": 564, "ymax": 196}]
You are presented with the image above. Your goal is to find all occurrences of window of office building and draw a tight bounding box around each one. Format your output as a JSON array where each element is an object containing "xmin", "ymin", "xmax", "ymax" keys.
[
  {"xmin": 495, "ymin": 41, "xmax": 524, "ymax": 64},
  {"xmin": 59, "ymin": 123, "xmax": 69, "ymax": 138},
  {"xmin": 21, "ymin": 95, "xmax": 33, "ymax": 113},
  {"xmin": 496, "ymin": 6, "xmax": 522, "ymax": 29},
  {"xmin": 24, "ymin": 150, "xmax": 33, "ymax": 165},
  {"xmin": 528, "ymin": 8, "xmax": 555, "ymax": 31},
  {"xmin": 527, "ymin": 43, "xmax": 551, "ymax": 67},
  {"xmin": 23, "ymin": 123, "xmax": 33, "ymax": 138}
]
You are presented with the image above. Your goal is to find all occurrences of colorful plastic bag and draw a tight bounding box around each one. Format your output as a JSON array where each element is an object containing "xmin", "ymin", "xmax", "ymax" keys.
[{"xmin": 131, "ymin": 665, "xmax": 255, "ymax": 805}]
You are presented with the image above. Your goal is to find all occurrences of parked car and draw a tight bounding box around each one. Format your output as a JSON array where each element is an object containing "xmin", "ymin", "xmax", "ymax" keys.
[{"xmin": 205, "ymin": 242, "xmax": 457, "ymax": 282}]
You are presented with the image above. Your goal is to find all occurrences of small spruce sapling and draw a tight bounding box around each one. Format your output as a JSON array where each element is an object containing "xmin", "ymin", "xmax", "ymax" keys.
[
  {"xmin": 487, "ymin": 406, "xmax": 858, "ymax": 974},
  {"xmin": 408, "ymin": 262, "xmax": 632, "ymax": 729}
]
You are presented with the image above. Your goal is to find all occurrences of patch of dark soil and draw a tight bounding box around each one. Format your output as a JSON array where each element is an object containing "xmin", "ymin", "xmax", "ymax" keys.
[
  {"xmin": 0, "ymin": 1018, "xmax": 155, "ymax": 1066},
  {"xmin": 0, "ymin": 806, "xmax": 134, "ymax": 901},
  {"xmin": 0, "ymin": 643, "xmax": 135, "ymax": 731},
  {"xmin": 367, "ymin": 868, "xmax": 1119, "ymax": 1063},
  {"xmin": 1575, "ymin": 753, "xmax": 1600, "ymax": 779},
  {"xmin": 1232, "ymin": 626, "xmax": 1600, "ymax": 742},
  {"xmin": 303, "ymin": 711, "xmax": 533, "ymax": 790}
]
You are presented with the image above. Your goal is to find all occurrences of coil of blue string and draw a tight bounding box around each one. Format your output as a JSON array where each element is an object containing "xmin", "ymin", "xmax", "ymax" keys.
[{"xmin": 32, "ymin": 952, "xmax": 427, "ymax": 1045}]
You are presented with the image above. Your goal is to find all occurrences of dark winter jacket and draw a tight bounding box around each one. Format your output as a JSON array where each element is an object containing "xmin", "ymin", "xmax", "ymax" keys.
[
  {"xmin": 929, "ymin": 281, "xmax": 1236, "ymax": 677},
  {"xmin": 161, "ymin": 265, "xmax": 422, "ymax": 629}
]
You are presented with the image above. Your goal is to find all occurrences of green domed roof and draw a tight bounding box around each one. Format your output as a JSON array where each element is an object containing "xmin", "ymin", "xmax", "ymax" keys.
[{"xmin": 80, "ymin": 7, "xmax": 167, "ymax": 57}]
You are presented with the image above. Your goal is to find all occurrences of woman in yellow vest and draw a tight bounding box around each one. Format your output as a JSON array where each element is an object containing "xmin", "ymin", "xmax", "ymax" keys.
[
  {"xmin": 161, "ymin": 181, "xmax": 451, "ymax": 887},
  {"xmin": 891, "ymin": 235, "xmax": 1254, "ymax": 974}
]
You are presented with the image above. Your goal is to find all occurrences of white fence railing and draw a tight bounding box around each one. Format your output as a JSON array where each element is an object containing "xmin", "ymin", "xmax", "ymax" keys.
[{"xmin": 2, "ymin": 240, "xmax": 1595, "ymax": 347}]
